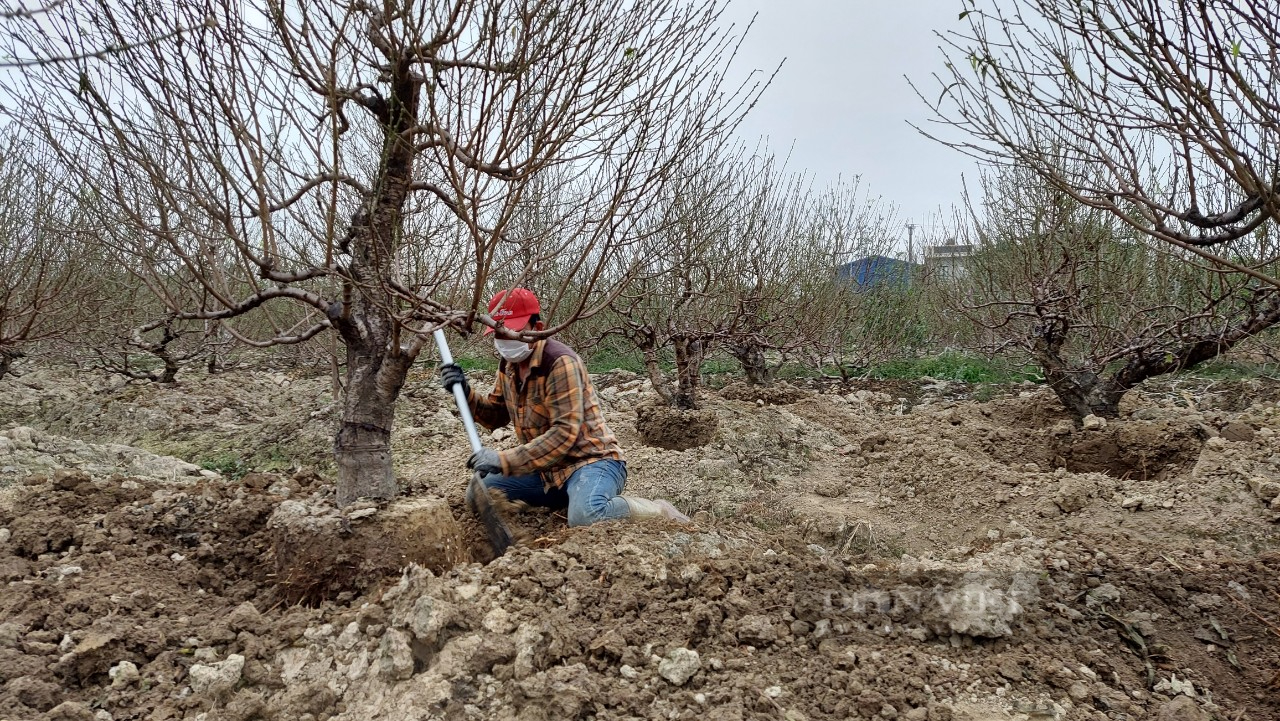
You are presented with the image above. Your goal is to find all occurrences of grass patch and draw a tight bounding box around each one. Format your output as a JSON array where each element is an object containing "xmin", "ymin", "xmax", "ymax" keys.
[
  {"xmin": 1185, "ymin": 358, "xmax": 1280, "ymax": 380},
  {"xmin": 585, "ymin": 350, "xmax": 647, "ymax": 374},
  {"xmin": 453, "ymin": 354, "xmax": 499, "ymax": 372},
  {"xmin": 198, "ymin": 451, "xmax": 249, "ymax": 480}
]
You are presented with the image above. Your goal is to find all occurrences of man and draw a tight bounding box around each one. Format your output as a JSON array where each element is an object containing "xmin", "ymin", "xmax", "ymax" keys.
[{"xmin": 440, "ymin": 288, "xmax": 689, "ymax": 526}]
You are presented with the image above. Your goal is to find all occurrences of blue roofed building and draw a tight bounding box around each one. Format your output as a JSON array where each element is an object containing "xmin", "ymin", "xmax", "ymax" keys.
[{"xmin": 836, "ymin": 255, "xmax": 919, "ymax": 290}]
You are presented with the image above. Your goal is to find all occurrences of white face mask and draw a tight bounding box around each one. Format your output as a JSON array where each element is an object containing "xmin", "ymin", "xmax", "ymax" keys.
[{"xmin": 495, "ymin": 338, "xmax": 533, "ymax": 363}]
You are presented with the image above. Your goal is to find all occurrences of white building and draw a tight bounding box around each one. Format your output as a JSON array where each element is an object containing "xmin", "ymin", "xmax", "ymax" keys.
[{"xmin": 923, "ymin": 243, "xmax": 974, "ymax": 280}]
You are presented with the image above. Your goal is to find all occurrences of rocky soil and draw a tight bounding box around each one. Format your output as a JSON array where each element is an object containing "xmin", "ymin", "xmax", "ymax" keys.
[{"xmin": 0, "ymin": 364, "xmax": 1277, "ymax": 720}]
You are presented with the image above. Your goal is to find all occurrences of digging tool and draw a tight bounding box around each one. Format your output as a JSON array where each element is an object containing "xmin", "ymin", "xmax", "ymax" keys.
[{"xmin": 433, "ymin": 328, "xmax": 517, "ymax": 556}]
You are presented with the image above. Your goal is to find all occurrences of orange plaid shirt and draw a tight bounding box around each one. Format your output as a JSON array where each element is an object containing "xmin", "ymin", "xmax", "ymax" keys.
[{"xmin": 468, "ymin": 338, "xmax": 624, "ymax": 489}]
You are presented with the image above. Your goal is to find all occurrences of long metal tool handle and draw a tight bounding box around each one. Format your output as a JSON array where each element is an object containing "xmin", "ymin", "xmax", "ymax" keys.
[{"xmin": 433, "ymin": 328, "xmax": 483, "ymax": 453}]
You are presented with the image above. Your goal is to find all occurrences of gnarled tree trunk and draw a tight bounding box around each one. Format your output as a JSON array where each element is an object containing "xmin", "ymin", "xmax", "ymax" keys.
[
  {"xmin": 639, "ymin": 336, "xmax": 675, "ymax": 405},
  {"xmin": 333, "ymin": 343, "xmax": 412, "ymax": 506},
  {"xmin": 1036, "ymin": 294, "xmax": 1280, "ymax": 420},
  {"xmin": 729, "ymin": 342, "xmax": 771, "ymax": 386},
  {"xmin": 0, "ymin": 348, "xmax": 20, "ymax": 379},
  {"xmin": 672, "ymin": 336, "xmax": 707, "ymax": 410}
]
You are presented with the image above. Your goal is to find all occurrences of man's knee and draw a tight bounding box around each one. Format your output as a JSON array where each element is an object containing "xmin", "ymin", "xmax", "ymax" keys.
[
  {"xmin": 567, "ymin": 498, "xmax": 599, "ymax": 527},
  {"xmin": 568, "ymin": 493, "xmax": 626, "ymax": 527}
]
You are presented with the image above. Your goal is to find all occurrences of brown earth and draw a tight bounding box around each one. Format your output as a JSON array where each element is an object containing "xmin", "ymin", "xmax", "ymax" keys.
[{"xmin": 0, "ymin": 365, "xmax": 1277, "ymax": 720}]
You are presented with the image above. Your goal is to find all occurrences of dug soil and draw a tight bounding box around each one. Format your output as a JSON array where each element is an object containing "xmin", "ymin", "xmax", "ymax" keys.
[{"xmin": 0, "ymin": 366, "xmax": 1277, "ymax": 720}]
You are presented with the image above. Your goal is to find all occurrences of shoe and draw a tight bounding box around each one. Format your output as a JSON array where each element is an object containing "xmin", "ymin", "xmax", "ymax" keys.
[{"xmin": 623, "ymin": 496, "xmax": 691, "ymax": 523}]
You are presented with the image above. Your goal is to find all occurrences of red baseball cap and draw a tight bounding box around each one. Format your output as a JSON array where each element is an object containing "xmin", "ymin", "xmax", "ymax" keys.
[{"xmin": 485, "ymin": 288, "xmax": 540, "ymax": 335}]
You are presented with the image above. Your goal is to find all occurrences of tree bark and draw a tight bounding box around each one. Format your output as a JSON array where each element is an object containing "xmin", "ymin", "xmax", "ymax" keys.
[
  {"xmin": 157, "ymin": 355, "xmax": 179, "ymax": 384},
  {"xmin": 1041, "ymin": 366, "xmax": 1124, "ymax": 419},
  {"xmin": 672, "ymin": 337, "xmax": 706, "ymax": 410},
  {"xmin": 148, "ymin": 325, "xmax": 180, "ymax": 383},
  {"xmin": 0, "ymin": 348, "xmax": 19, "ymax": 379},
  {"xmin": 730, "ymin": 343, "xmax": 772, "ymax": 386},
  {"xmin": 639, "ymin": 338, "xmax": 674, "ymax": 405},
  {"xmin": 334, "ymin": 345, "xmax": 411, "ymax": 506},
  {"xmin": 329, "ymin": 53, "xmax": 422, "ymax": 506}
]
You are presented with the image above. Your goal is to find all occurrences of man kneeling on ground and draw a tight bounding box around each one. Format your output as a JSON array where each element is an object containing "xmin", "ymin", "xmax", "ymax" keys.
[{"xmin": 440, "ymin": 288, "xmax": 689, "ymax": 526}]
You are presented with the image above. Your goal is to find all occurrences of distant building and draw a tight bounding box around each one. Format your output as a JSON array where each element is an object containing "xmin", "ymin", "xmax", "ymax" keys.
[
  {"xmin": 837, "ymin": 255, "xmax": 920, "ymax": 290},
  {"xmin": 923, "ymin": 243, "xmax": 974, "ymax": 280}
]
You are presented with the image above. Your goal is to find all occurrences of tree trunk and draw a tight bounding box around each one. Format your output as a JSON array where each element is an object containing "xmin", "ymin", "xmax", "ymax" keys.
[
  {"xmin": 329, "ymin": 53, "xmax": 422, "ymax": 507},
  {"xmin": 0, "ymin": 348, "xmax": 18, "ymax": 379},
  {"xmin": 329, "ymin": 331, "xmax": 344, "ymax": 402},
  {"xmin": 730, "ymin": 343, "xmax": 771, "ymax": 386},
  {"xmin": 672, "ymin": 337, "xmax": 706, "ymax": 410},
  {"xmin": 334, "ymin": 344, "xmax": 411, "ymax": 506},
  {"xmin": 1041, "ymin": 366, "xmax": 1124, "ymax": 419},
  {"xmin": 639, "ymin": 340, "xmax": 674, "ymax": 405},
  {"xmin": 1039, "ymin": 299, "xmax": 1280, "ymax": 421},
  {"xmin": 157, "ymin": 355, "xmax": 179, "ymax": 384},
  {"xmin": 151, "ymin": 327, "xmax": 180, "ymax": 383},
  {"xmin": 204, "ymin": 320, "xmax": 225, "ymax": 374}
]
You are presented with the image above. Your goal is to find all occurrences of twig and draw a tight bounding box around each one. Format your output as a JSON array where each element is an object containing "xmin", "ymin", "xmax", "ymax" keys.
[
  {"xmin": 1228, "ymin": 594, "xmax": 1280, "ymax": 639},
  {"xmin": 756, "ymin": 688, "xmax": 785, "ymax": 713}
]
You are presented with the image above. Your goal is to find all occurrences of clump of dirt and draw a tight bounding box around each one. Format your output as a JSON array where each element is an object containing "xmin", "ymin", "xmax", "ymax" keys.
[
  {"xmin": 0, "ymin": 455, "xmax": 312, "ymax": 720},
  {"xmin": 636, "ymin": 400, "xmax": 719, "ymax": 450},
  {"xmin": 269, "ymin": 494, "xmax": 471, "ymax": 606}
]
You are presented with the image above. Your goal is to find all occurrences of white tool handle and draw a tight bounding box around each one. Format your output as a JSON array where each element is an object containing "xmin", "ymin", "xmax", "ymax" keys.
[{"xmin": 433, "ymin": 328, "xmax": 484, "ymax": 453}]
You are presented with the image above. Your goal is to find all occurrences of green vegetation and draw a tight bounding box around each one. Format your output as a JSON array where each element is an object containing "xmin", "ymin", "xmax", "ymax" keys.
[
  {"xmin": 452, "ymin": 355, "xmax": 499, "ymax": 372},
  {"xmin": 1185, "ymin": 359, "xmax": 1280, "ymax": 381},
  {"xmin": 584, "ymin": 350, "xmax": 647, "ymax": 374},
  {"xmin": 198, "ymin": 452, "xmax": 249, "ymax": 480}
]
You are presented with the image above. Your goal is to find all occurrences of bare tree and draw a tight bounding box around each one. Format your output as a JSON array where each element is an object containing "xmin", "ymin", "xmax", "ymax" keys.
[
  {"xmin": 0, "ymin": 127, "xmax": 91, "ymax": 379},
  {"xmin": 0, "ymin": 0, "xmax": 214, "ymax": 68},
  {"xmin": 957, "ymin": 165, "xmax": 1280, "ymax": 419},
  {"xmin": 2, "ymin": 0, "xmax": 768, "ymax": 504},
  {"xmin": 605, "ymin": 146, "xmax": 901, "ymax": 404},
  {"xmin": 717, "ymin": 160, "xmax": 828, "ymax": 387},
  {"xmin": 791, "ymin": 180, "xmax": 907, "ymax": 381},
  {"xmin": 603, "ymin": 143, "xmax": 763, "ymax": 409},
  {"xmin": 920, "ymin": 0, "xmax": 1280, "ymax": 287}
]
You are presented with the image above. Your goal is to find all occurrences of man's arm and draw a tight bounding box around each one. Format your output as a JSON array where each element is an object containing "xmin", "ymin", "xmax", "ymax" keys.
[
  {"xmin": 470, "ymin": 368, "xmax": 511, "ymax": 430},
  {"xmin": 499, "ymin": 356, "xmax": 584, "ymax": 475}
]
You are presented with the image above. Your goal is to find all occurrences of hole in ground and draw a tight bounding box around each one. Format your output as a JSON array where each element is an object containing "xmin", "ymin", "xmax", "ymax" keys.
[{"xmin": 1053, "ymin": 419, "xmax": 1207, "ymax": 480}]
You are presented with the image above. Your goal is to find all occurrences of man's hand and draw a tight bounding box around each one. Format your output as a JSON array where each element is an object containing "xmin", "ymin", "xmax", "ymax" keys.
[
  {"xmin": 467, "ymin": 447, "xmax": 503, "ymax": 476},
  {"xmin": 440, "ymin": 363, "xmax": 469, "ymax": 397}
]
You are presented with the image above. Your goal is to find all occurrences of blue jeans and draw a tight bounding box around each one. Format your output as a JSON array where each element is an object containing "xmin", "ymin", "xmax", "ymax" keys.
[{"xmin": 476, "ymin": 459, "xmax": 629, "ymax": 527}]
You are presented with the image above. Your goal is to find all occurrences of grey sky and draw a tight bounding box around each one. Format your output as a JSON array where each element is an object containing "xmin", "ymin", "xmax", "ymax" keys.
[{"xmin": 722, "ymin": 0, "xmax": 977, "ymax": 248}]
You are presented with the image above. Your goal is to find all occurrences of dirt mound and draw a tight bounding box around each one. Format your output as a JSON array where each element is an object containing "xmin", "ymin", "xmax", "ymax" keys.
[
  {"xmin": 144, "ymin": 520, "xmax": 1276, "ymax": 721},
  {"xmin": 0, "ymin": 461, "xmax": 306, "ymax": 720},
  {"xmin": 269, "ymin": 495, "xmax": 471, "ymax": 605},
  {"xmin": 636, "ymin": 401, "xmax": 719, "ymax": 450},
  {"xmin": 719, "ymin": 381, "xmax": 812, "ymax": 405}
]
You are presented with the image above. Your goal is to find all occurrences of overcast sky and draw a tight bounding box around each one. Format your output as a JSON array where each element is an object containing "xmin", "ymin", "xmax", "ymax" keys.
[{"xmin": 721, "ymin": 0, "xmax": 977, "ymax": 249}]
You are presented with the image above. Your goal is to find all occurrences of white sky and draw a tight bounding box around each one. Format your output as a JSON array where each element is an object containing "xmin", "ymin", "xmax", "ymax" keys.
[{"xmin": 721, "ymin": 0, "xmax": 977, "ymax": 249}]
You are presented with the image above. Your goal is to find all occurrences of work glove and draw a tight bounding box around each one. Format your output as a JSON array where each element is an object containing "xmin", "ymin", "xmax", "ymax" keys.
[
  {"xmin": 440, "ymin": 363, "xmax": 469, "ymax": 397},
  {"xmin": 467, "ymin": 447, "xmax": 504, "ymax": 476}
]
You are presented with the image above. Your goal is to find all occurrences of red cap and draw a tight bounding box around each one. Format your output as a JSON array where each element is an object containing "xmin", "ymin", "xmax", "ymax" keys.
[{"xmin": 485, "ymin": 288, "xmax": 540, "ymax": 335}]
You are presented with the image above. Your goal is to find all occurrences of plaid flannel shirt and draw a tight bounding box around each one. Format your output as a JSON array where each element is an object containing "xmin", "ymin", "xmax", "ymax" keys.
[{"xmin": 468, "ymin": 338, "xmax": 624, "ymax": 489}]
